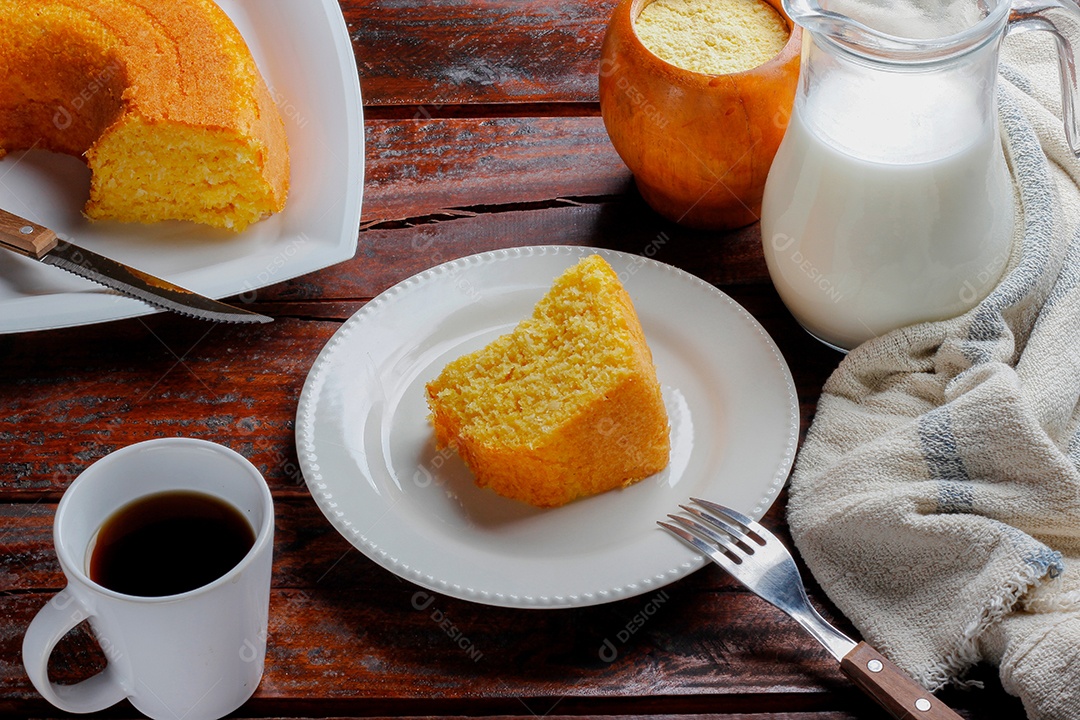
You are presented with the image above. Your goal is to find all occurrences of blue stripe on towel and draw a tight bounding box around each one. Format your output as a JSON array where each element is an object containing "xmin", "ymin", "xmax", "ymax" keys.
[
  {"xmin": 961, "ymin": 89, "xmax": 1055, "ymax": 367},
  {"xmin": 1019, "ymin": 538, "xmax": 1064, "ymax": 580},
  {"xmin": 1068, "ymin": 428, "xmax": 1080, "ymax": 471},
  {"xmin": 1040, "ymin": 224, "xmax": 1080, "ymax": 314},
  {"xmin": 991, "ymin": 520, "xmax": 1064, "ymax": 580},
  {"xmin": 999, "ymin": 63, "xmax": 1034, "ymax": 96},
  {"xmin": 919, "ymin": 407, "xmax": 973, "ymax": 513}
]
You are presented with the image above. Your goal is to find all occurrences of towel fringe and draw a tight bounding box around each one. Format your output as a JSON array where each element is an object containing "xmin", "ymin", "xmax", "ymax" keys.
[{"xmin": 921, "ymin": 559, "xmax": 1058, "ymax": 692}]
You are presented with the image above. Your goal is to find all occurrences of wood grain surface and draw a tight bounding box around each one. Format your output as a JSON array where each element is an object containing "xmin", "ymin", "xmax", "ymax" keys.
[{"xmin": 0, "ymin": 1, "xmax": 1029, "ymax": 718}]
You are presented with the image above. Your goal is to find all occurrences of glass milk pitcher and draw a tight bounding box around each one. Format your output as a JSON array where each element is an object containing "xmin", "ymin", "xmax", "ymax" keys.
[{"xmin": 760, "ymin": 0, "xmax": 1080, "ymax": 351}]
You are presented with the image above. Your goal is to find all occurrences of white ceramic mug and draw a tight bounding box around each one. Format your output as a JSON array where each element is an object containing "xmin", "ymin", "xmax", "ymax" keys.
[{"xmin": 22, "ymin": 438, "xmax": 275, "ymax": 720}]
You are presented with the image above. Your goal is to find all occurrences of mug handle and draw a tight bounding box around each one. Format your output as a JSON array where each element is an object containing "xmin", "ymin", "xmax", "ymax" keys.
[{"xmin": 21, "ymin": 588, "xmax": 127, "ymax": 713}]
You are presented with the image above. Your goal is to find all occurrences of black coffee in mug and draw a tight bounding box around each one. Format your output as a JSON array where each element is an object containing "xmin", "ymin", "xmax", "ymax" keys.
[{"xmin": 89, "ymin": 490, "xmax": 256, "ymax": 597}]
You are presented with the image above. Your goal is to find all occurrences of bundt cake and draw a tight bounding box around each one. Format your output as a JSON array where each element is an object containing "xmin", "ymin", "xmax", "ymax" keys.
[
  {"xmin": 425, "ymin": 254, "xmax": 670, "ymax": 508},
  {"xmin": 0, "ymin": 0, "xmax": 289, "ymax": 231}
]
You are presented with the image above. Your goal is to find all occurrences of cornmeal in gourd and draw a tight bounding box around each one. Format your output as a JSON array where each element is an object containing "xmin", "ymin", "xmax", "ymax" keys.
[
  {"xmin": 425, "ymin": 255, "xmax": 670, "ymax": 508},
  {"xmin": 0, "ymin": 0, "xmax": 289, "ymax": 231},
  {"xmin": 634, "ymin": 0, "xmax": 789, "ymax": 75}
]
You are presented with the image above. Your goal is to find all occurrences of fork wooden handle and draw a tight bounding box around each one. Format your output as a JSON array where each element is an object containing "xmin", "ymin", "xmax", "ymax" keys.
[{"xmin": 841, "ymin": 643, "xmax": 963, "ymax": 719}]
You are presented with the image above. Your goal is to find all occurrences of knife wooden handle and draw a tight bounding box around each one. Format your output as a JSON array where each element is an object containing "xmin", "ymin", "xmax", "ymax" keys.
[
  {"xmin": 840, "ymin": 642, "xmax": 963, "ymax": 719},
  {"xmin": 0, "ymin": 208, "xmax": 58, "ymax": 259}
]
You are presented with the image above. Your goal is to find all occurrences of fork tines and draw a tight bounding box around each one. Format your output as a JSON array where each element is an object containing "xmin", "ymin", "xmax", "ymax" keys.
[{"xmin": 658, "ymin": 498, "xmax": 767, "ymax": 566}]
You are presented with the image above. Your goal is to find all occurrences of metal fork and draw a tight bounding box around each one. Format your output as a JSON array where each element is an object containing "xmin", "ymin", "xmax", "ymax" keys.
[{"xmin": 659, "ymin": 498, "xmax": 962, "ymax": 720}]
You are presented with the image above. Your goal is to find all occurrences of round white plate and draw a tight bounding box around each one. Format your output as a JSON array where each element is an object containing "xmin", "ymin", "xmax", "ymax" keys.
[
  {"xmin": 0, "ymin": 0, "xmax": 362, "ymax": 333},
  {"xmin": 296, "ymin": 246, "xmax": 799, "ymax": 608}
]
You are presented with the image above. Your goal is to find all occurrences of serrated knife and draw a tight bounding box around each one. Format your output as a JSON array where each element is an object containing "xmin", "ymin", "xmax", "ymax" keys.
[{"xmin": 0, "ymin": 208, "xmax": 271, "ymax": 324}]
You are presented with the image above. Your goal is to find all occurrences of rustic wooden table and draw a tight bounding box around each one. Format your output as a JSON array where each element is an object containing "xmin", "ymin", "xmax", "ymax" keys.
[{"xmin": 0, "ymin": 1, "xmax": 1031, "ymax": 718}]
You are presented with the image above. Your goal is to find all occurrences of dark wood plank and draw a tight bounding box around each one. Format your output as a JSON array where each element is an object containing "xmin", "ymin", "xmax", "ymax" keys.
[
  {"xmin": 0, "ymin": 581, "xmax": 869, "ymax": 711},
  {"xmin": 290, "ymin": 203, "xmax": 767, "ymax": 303},
  {"xmin": 345, "ymin": 0, "xmax": 618, "ymax": 109},
  {"xmin": 0, "ymin": 318, "xmax": 337, "ymax": 498},
  {"xmin": 225, "ymin": 716, "xmax": 871, "ymax": 720},
  {"xmin": 0, "ymin": 580, "xmax": 1027, "ymax": 718},
  {"xmin": 343, "ymin": 114, "xmax": 786, "ymax": 301},
  {"xmin": 360, "ymin": 117, "xmax": 633, "ymax": 228}
]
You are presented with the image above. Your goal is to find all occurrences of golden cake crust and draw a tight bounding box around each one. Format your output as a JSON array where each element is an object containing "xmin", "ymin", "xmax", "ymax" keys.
[
  {"xmin": 0, "ymin": 0, "xmax": 289, "ymax": 231},
  {"xmin": 426, "ymin": 255, "xmax": 670, "ymax": 508}
]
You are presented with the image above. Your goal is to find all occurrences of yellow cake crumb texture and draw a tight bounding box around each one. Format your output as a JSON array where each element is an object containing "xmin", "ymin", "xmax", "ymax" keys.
[
  {"xmin": 0, "ymin": 0, "xmax": 289, "ymax": 231},
  {"xmin": 425, "ymin": 254, "xmax": 671, "ymax": 508},
  {"xmin": 634, "ymin": 0, "xmax": 790, "ymax": 75}
]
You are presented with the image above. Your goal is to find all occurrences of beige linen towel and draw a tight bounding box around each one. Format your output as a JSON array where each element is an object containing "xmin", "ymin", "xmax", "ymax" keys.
[{"xmin": 785, "ymin": 32, "xmax": 1080, "ymax": 720}]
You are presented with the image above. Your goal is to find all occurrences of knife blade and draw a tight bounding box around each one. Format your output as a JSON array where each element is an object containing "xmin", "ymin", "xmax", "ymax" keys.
[{"xmin": 0, "ymin": 208, "xmax": 271, "ymax": 324}]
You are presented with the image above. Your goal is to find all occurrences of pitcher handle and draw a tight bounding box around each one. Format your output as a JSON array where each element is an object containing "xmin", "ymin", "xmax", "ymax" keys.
[{"xmin": 1009, "ymin": 0, "xmax": 1080, "ymax": 156}]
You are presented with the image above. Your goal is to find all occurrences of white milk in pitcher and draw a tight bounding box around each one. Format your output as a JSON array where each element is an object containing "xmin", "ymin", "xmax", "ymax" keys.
[{"xmin": 761, "ymin": 70, "xmax": 1015, "ymax": 350}]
